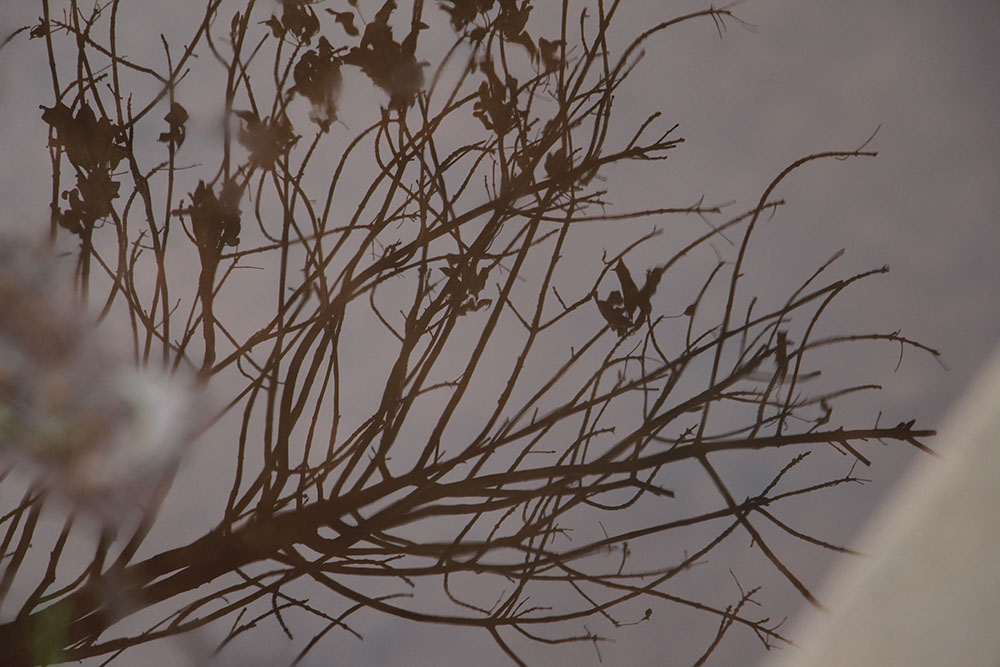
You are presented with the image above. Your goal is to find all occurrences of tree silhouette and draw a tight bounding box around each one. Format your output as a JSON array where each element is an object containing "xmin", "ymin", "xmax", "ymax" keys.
[{"xmin": 0, "ymin": 1, "xmax": 939, "ymax": 665}]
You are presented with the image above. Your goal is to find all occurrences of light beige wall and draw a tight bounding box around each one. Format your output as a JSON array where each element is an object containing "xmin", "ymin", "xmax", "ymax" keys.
[{"xmin": 771, "ymin": 344, "xmax": 1000, "ymax": 667}]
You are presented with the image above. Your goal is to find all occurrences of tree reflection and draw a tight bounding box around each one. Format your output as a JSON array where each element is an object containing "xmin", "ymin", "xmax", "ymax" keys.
[{"xmin": 0, "ymin": 1, "xmax": 939, "ymax": 665}]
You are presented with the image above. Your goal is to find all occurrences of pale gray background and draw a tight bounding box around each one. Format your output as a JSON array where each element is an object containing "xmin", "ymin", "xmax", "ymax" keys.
[{"xmin": 1, "ymin": 1, "xmax": 997, "ymax": 665}]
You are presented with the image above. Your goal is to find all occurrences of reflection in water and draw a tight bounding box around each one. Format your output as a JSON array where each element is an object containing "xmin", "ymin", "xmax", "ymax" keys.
[{"xmin": 0, "ymin": 2, "xmax": 941, "ymax": 666}]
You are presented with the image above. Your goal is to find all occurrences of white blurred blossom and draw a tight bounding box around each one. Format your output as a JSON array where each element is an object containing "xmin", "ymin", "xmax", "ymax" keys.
[{"xmin": 0, "ymin": 238, "xmax": 199, "ymax": 520}]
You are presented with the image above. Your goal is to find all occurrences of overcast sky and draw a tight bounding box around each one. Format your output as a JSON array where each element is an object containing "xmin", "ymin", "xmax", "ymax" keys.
[{"xmin": 1, "ymin": 1, "xmax": 997, "ymax": 665}]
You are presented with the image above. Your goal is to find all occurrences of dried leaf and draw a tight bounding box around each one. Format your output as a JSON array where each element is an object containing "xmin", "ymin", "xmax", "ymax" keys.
[{"xmin": 614, "ymin": 260, "xmax": 640, "ymax": 316}]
